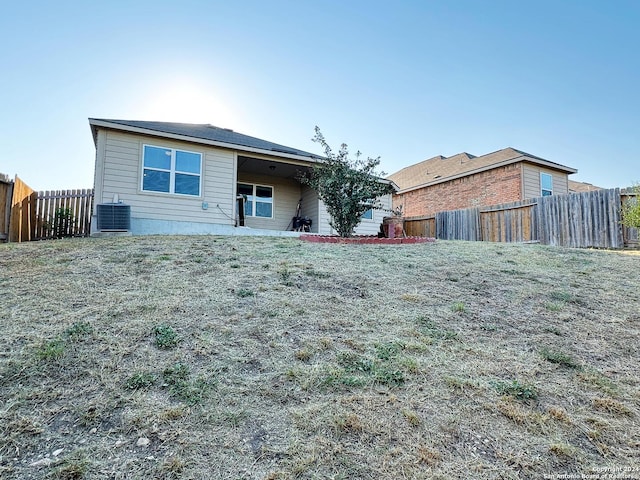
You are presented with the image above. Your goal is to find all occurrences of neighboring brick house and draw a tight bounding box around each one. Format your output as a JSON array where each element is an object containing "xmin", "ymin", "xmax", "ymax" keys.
[{"xmin": 389, "ymin": 148, "xmax": 577, "ymax": 218}]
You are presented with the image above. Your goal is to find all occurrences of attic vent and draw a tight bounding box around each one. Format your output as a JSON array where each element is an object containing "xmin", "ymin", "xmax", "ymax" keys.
[
  {"xmin": 96, "ymin": 203, "xmax": 131, "ymax": 231},
  {"xmin": 434, "ymin": 175, "xmax": 441, "ymax": 179},
  {"xmin": 223, "ymin": 128, "xmax": 233, "ymax": 132}
]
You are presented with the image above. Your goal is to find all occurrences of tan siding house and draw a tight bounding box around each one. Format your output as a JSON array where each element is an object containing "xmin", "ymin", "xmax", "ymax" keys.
[
  {"xmin": 299, "ymin": 185, "xmax": 319, "ymax": 233},
  {"xmin": 236, "ymin": 172, "xmax": 301, "ymax": 231},
  {"xmin": 96, "ymin": 129, "xmax": 236, "ymax": 227},
  {"xmin": 521, "ymin": 164, "xmax": 570, "ymax": 198},
  {"xmin": 90, "ymin": 119, "xmax": 394, "ymax": 236},
  {"xmin": 389, "ymin": 148, "xmax": 577, "ymax": 218}
]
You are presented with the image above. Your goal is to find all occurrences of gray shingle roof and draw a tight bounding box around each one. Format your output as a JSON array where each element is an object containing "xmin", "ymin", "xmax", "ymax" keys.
[{"xmin": 89, "ymin": 119, "xmax": 319, "ymax": 159}]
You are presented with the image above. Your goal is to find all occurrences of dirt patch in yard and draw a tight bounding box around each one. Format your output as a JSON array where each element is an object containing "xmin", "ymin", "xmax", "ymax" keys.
[{"xmin": 0, "ymin": 236, "xmax": 639, "ymax": 479}]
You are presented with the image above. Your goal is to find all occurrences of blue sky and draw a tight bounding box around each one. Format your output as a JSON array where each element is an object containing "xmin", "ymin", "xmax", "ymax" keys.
[{"xmin": 1, "ymin": 0, "xmax": 638, "ymax": 191}]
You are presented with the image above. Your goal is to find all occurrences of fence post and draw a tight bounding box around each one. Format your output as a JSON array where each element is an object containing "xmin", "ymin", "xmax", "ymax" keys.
[
  {"xmin": 0, "ymin": 180, "xmax": 12, "ymax": 241},
  {"xmin": 9, "ymin": 176, "xmax": 34, "ymax": 242}
]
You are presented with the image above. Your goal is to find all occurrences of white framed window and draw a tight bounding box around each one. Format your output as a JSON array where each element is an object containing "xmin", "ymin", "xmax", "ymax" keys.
[
  {"xmin": 237, "ymin": 183, "xmax": 273, "ymax": 218},
  {"xmin": 361, "ymin": 209, "xmax": 373, "ymax": 220},
  {"xmin": 142, "ymin": 144, "xmax": 202, "ymax": 196},
  {"xmin": 541, "ymin": 173, "xmax": 553, "ymax": 197}
]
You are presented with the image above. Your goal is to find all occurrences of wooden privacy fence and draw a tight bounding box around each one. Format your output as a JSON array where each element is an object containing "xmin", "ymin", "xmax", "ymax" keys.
[
  {"xmin": 3, "ymin": 175, "xmax": 94, "ymax": 242},
  {"xmin": 403, "ymin": 216, "xmax": 436, "ymax": 238},
  {"xmin": 480, "ymin": 198, "xmax": 539, "ymax": 243},
  {"xmin": 35, "ymin": 189, "xmax": 94, "ymax": 240},
  {"xmin": 1, "ymin": 177, "xmax": 13, "ymax": 241},
  {"xmin": 8, "ymin": 176, "xmax": 37, "ymax": 242},
  {"xmin": 403, "ymin": 188, "xmax": 638, "ymax": 249}
]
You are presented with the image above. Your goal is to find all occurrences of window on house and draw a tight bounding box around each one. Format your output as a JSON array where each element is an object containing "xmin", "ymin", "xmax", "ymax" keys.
[
  {"xmin": 541, "ymin": 173, "xmax": 553, "ymax": 197},
  {"xmin": 361, "ymin": 209, "xmax": 373, "ymax": 220},
  {"xmin": 237, "ymin": 183, "xmax": 273, "ymax": 218},
  {"xmin": 142, "ymin": 145, "xmax": 201, "ymax": 196}
]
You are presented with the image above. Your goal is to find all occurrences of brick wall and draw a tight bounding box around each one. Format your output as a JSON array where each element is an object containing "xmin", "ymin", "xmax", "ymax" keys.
[{"xmin": 395, "ymin": 163, "xmax": 523, "ymax": 218}]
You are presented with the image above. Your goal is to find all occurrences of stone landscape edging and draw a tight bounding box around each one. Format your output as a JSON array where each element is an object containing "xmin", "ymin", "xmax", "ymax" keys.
[{"xmin": 299, "ymin": 235, "xmax": 435, "ymax": 244}]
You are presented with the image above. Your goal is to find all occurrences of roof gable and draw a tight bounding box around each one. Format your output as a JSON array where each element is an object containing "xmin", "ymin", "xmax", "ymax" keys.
[
  {"xmin": 89, "ymin": 118, "xmax": 320, "ymax": 161},
  {"xmin": 568, "ymin": 180, "xmax": 602, "ymax": 193},
  {"xmin": 389, "ymin": 147, "xmax": 577, "ymax": 192}
]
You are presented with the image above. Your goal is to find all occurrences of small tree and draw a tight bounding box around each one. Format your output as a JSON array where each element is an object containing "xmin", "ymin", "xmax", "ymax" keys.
[
  {"xmin": 49, "ymin": 207, "xmax": 74, "ymax": 239},
  {"xmin": 300, "ymin": 127, "xmax": 394, "ymax": 237},
  {"xmin": 621, "ymin": 184, "xmax": 640, "ymax": 228}
]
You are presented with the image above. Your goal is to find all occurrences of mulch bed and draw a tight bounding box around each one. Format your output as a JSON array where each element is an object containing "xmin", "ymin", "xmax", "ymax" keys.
[{"xmin": 299, "ymin": 235, "xmax": 436, "ymax": 244}]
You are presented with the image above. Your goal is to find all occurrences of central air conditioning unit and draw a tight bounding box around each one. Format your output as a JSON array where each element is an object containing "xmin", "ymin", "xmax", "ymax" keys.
[{"xmin": 96, "ymin": 203, "xmax": 131, "ymax": 231}]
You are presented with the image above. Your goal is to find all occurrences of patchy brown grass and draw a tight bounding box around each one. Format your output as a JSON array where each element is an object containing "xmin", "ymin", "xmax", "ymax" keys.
[{"xmin": 0, "ymin": 236, "xmax": 639, "ymax": 479}]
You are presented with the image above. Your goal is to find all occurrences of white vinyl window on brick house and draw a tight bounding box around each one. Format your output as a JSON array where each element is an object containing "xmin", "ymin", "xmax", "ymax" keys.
[
  {"xmin": 361, "ymin": 209, "xmax": 373, "ymax": 220},
  {"xmin": 237, "ymin": 183, "xmax": 274, "ymax": 218},
  {"xmin": 541, "ymin": 173, "xmax": 553, "ymax": 197},
  {"xmin": 142, "ymin": 145, "xmax": 202, "ymax": 196}
]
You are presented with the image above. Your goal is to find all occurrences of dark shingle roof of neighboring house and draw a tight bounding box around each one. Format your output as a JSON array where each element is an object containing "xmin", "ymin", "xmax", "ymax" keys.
[
  {"xmin": 389, "ymin": 147, "xmax": 577, "ymax": 193},
  {"xmin": 89, "ymin": 118, "xmax": 321, "ymax": 160}
]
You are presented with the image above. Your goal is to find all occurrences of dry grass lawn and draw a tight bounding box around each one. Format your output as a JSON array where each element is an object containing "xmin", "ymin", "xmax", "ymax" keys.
[{"xmin": 0, "ymin": 236, "xmax": 639, "ymax": 479}]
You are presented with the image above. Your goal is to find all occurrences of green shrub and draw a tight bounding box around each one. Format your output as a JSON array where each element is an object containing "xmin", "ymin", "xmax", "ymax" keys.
[
  {"xmin": 50, "ymin": 207, "xmax": 75, "ymax": 239},
  {"xmin": 621, "ymin": 185, "xmax": 640, "ymax": 228},
  {"xmin": 298, "ymin": 127, "xmax": 395, "ymax": 237}
]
